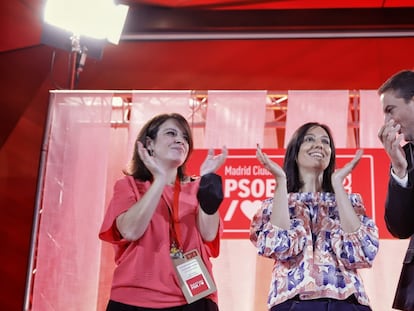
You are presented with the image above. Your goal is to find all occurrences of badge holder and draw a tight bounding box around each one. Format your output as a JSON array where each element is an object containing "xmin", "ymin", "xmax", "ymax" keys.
[
  {"xmin": 167, "ymin": 177, "xmax": 216, "ymax": 303},
  {"xmin": 171, "ymin": 249, "xmax": 217, "ymax": 304}
]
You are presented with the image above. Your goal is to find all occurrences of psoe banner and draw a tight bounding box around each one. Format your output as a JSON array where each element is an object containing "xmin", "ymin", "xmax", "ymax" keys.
[{"xmin": 187, "ymin": 149, "xmax": 391, "ymax": 239}]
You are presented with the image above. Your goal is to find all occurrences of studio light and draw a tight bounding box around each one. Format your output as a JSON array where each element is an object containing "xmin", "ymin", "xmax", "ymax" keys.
[
  {"xmin": 42, "ymin": 0, "xmax": 129, "ymax": 89},
  {"xmin": 44, "ymin": 0, "xmax": 129, "ymax": 44}
]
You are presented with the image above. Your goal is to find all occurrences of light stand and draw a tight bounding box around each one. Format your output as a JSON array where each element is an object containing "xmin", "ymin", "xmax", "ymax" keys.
[
  {"xmin": 69, "ymin": 34, "xmax": 81, "ymax": 89},
  {"xmin": 68, "ymin": 34, "xmax": 88, "ymax": 89}
]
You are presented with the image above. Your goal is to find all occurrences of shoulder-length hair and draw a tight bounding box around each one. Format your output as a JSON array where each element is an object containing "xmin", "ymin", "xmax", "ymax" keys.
[
  {"xmin": 125, "ymin": 113, "xmax": 194, "ymax": 181},
  {"xmin": 283, "ymin": 122, "xmax": 336, "ymax": 193}
]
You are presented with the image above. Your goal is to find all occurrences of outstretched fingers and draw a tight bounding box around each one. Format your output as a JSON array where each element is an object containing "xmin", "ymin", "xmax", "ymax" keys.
[
  {"xmin": 256, "ymin": 144, "xmax": 285, "ymax": 178},
  {"xmin": 200, "ymin": 146, "xmax": 228, "ymax": 175},
  {"xmin": 349, "ymin": 149, "xmax": 363, "ymax": 169}
]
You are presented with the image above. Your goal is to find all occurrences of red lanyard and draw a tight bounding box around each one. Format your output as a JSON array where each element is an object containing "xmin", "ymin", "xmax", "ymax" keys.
[{"xmin": 167, "ymin": 176, "xmax": 182, "ymax": 249}]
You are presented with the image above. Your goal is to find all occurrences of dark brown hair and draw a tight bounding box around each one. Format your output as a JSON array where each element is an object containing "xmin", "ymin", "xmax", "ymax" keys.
[
  {"xmin": 125, "ymin": 113, "xmax": 194, "ymax": 181},
  {"xmin": 283, "ymin": 122, "xmax": 336, "ymax": 193}
]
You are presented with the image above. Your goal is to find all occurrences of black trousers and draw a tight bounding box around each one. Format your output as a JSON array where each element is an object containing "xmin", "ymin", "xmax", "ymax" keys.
[
  {"xmin": 106, "ymin": 298, "xmax": 219, "ymax": 311},
  {"xmin": 393, "ymin": 262, "xmax": 414, "ymax": 311}
]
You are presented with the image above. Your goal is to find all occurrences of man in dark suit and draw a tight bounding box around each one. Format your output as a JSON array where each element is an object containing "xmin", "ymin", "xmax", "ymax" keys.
[{"xmin": 378, "ymin": 69, "xmax": 414, "ymax": 311}]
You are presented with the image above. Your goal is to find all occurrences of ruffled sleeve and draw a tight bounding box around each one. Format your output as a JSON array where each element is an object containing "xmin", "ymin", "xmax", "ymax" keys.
[
  {"xmin": 249, "ymin": 198, "xmax": 307, "ymax": 260},
  {"xmin": 331, "ymin": 193, "xmax": 379, "ymax": 269}
]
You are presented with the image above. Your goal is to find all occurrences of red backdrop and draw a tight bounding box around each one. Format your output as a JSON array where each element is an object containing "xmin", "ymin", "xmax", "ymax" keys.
[{"xmin": 187, "ymin": 148, "xmax": 390, "ymax": 239}]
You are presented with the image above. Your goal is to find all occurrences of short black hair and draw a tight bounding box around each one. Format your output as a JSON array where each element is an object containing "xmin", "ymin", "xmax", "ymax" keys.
[{"xmin": 378, "ymin": 69, "xmax": 414, "ymax": 103}]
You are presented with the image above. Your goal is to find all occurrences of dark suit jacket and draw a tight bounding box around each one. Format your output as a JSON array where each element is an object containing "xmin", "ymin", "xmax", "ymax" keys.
[{"xmin": 385, "ymin": 143, "xmax": 414, "ymax": 311}]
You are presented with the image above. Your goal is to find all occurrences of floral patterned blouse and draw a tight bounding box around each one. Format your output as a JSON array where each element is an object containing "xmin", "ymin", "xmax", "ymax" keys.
[{"xmin": 249, "ymin": 192, "xmax": 379, "ymax": 309}]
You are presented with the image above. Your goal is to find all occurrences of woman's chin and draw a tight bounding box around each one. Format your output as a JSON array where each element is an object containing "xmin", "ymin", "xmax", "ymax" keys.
[{"xmin": 169, "ymin": 158, "xmax": 186, "ymax": 167}]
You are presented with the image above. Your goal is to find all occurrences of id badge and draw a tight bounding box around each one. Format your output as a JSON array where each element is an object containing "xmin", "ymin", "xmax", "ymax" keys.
[{"xmin": 171, "ymin": 249, "xmax": 217, "ymax": 303}]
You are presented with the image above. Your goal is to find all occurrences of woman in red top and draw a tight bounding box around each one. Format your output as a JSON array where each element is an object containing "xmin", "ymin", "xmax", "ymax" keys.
[{"xmin": 99, "ymin": 113, "xmax": 227, "ymax": 311}]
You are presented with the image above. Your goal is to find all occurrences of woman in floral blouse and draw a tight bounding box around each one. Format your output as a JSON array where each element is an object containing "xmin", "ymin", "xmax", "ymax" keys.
[{"xmin": 250, "ymin": 122, "xmax": 379, "ymax": 311}]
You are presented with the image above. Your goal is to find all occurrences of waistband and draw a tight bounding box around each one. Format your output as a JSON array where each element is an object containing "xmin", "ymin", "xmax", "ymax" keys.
[{"xmin": 291, "ymin": 294, "xmax": 360, "ymax": 305}]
